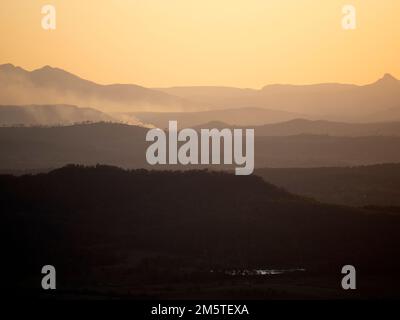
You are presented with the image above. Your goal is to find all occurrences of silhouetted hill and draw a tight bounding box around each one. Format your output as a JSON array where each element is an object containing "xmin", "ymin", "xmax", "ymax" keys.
[
  {"xmin": 3, "ymin": 123, "xmax": 400, "ymax": 171},
  {"xmin": 0, "ymin": 64, "xmax": 195, "ymax": 113},
  {"xmin": 2, "ymin": 165, "xmax": 400, "ymax": 298},
  {"xmin": 132, "ymin": 107, "xmax": 310, "ymax": 128},
  {"xmin": 254, "ymin": 119, "xmax": 400, "ymax": 136},
  {"xmin": 193, "ymin": 119, "xmax": 400, "ymax": 136},
  {"xmin": 256, "ymin": 164, "xmax": 400, "ymax": 207}
]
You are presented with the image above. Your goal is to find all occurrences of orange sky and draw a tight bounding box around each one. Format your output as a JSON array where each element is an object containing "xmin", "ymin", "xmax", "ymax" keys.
[{"xmin": 0, "ymin": 0, "xmax": 399, "ymax": 88}]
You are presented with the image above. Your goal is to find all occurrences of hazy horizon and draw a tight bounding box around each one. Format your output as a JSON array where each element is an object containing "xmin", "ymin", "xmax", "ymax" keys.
[
  {"xmin": 1, "ymin": 62, "xmax": 400, "ymax": 122},
  {"xmin": 0, "ymin": 62, "xmax": 398, "ymax": 89},
  {"xmin": 1, "ymin": 1, "xmax": 400, "ymax": 88}
]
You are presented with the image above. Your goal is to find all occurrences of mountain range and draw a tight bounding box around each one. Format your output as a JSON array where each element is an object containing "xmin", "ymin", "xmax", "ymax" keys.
[
  {"xmin": 132, "ymin": 107, "xmax": 309, "ymax": 128},
  {"xmin": 132, "ymin": 116, "xmax": 400, "ymax": 136},
  {"xmin": 157, "ymin": 74, "xmax": 400, "ymax": 122},
  {"xmin": 196, "ymin": 118, "xmax": 400, "ymax": 137},
  {"xmin": 1, "ymin": 63, "xmax": 400, "ymax": 125},
  {"xmin": 0, "ymin": 64, "xmax": 196, "ymax": 114}
]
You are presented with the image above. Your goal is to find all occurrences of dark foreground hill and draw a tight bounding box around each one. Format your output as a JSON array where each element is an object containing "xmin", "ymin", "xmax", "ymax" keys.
[{"xmin": 2, "ymin": 165, "xmax": 400, "ymax": 298}]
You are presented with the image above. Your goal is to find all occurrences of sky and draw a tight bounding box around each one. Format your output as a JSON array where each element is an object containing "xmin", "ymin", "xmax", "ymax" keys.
[{"xmin": 0, "ymin": 0, "xmax": 399, "ymax": 88}]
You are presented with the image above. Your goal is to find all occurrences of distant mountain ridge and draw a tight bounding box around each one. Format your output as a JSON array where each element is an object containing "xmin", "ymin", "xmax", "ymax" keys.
[
  {"xmin": 132, "ymin": 107, "xmax": 310, "ymax": 128},
  {"xmin": 0, "ymin": 64, "xmax": 197, "ymax": 113},
  {"xmin": 157, "ymin": 74, "xmax": 400, "ymax": 122},
  {"xmin": 1, "ymin": 63, "xmax": 400, "ymax": 124},
  {"xmin": 254, "ymin": 119, "xmax": 400, "ymax": 136},
  {"xmin": 134, "ymin": 114, "xmax": 400, "ymax": 136}
]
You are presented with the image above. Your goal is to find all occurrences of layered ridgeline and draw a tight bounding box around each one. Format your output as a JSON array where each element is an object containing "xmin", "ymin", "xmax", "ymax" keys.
[
  {"xmin": 0, "ymin": 64, "xmax": 196, "ymax": 114},
  {"xmin": 134, "ymin": 116, "xmax": 400, "ymax": 135},
  {"xmin": 132, "ymin": 108, "xmax": 309, "ymax": 128},
  {"xmin": 251, "ymin": 119, "xmax": 400, "ymax": 136},
  {"xmin": 2, "ymin": 165, "xmax": 400, "ymax": 298},
  {"xmin": 1, "ymin": 63, "xmax": 400, "ymax": 126},
  {"xmin": 156, "ymin": 73, "xmax": 400, "ymax": 123},
  {"xmin": 3, "ymin": 122, "xmax": 400, "ymax": 171}
]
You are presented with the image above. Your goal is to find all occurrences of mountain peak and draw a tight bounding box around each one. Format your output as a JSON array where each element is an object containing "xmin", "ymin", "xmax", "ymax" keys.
[
  {"xmin": 376, "ymin": 73, "xmax": 398, "ymax": 84},
  {"xmin": 0, "ymin": 63, "xmax": 15, "ymax": 69},
  {"xmin": 0, "ymin": 63, "xmax": 25, "ymax": 73},
  {"xmin": 40, "ymin": 65, "xmax": 54, "ymax": 70},
  {"xmin": 30, "ymin": 65, "xmax": 87, "ymax": 84},
  {"xmin": 34, "ymin": 65, "xmax": 67, "ymax": 74}
]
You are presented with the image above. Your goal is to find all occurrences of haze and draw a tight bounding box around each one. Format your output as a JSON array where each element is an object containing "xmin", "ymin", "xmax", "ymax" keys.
[{"xmin": 0, "ymin": 0, "xmax": 399, "ymax": 88}]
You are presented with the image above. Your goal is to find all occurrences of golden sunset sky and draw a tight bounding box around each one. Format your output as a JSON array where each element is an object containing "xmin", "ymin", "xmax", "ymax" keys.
[{"xmin": 0, "ymin": 0, "xmax": 399, "ymax": 88}]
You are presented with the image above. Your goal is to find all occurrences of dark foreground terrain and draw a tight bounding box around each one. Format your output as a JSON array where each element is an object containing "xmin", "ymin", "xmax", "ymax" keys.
[{"xmin": 2, "ymin": 165, "xmax": 400, "ymax": 299}]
